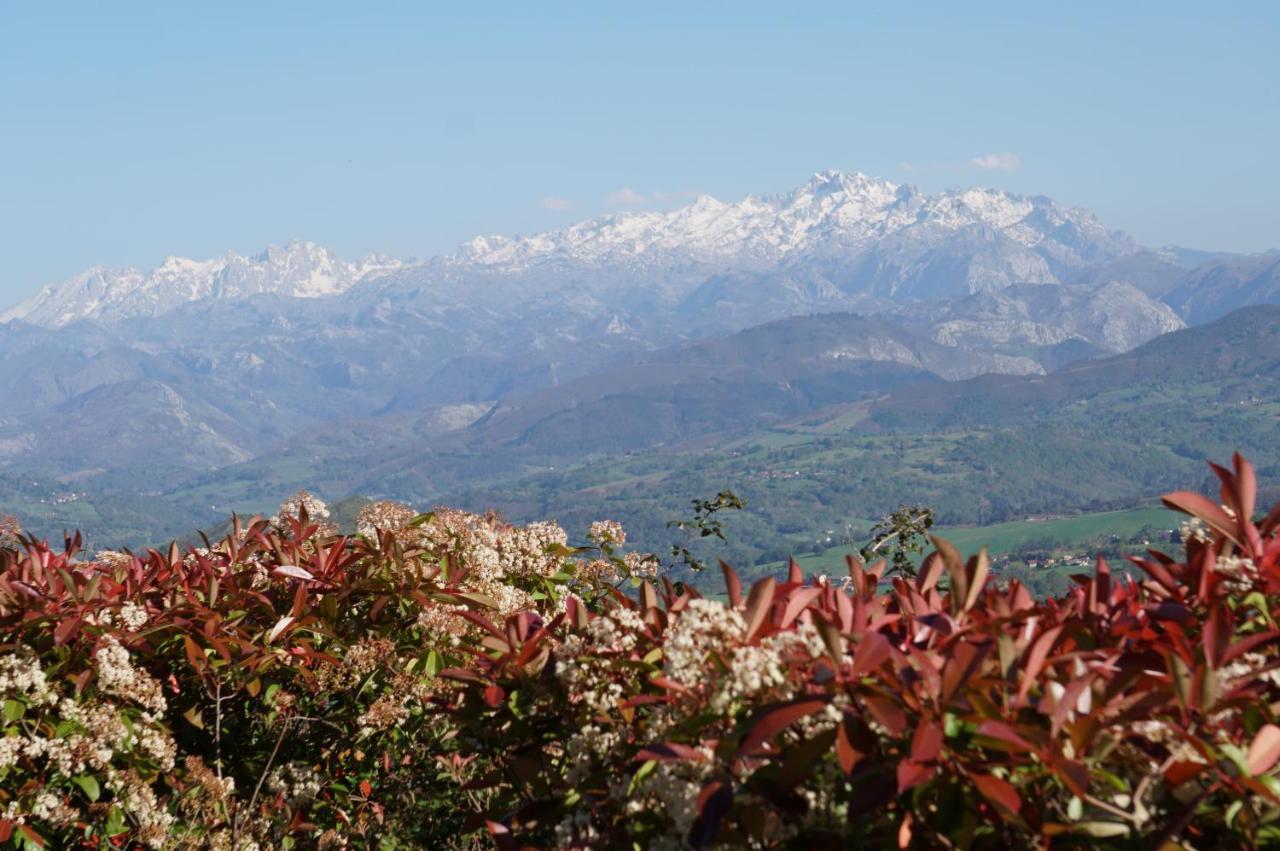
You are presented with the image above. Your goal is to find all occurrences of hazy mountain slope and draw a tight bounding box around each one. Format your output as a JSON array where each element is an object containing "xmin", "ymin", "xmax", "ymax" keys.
[{"xmin": 1162, "ymin": 255, "xmax": 1280, "ymax": 324}]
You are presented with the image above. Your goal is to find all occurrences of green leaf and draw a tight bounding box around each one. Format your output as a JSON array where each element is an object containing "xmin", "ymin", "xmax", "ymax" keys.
[
  {"xmin": 2, "ymin": 699, "xmax": 25, "ymax": 722},
  {"xmin": 104, "ymin": 806, "xmax": 126, "ymax": 836},
  {"xmin": 73, "ymin": 774, "xmax": 101, "ymax": 802}
]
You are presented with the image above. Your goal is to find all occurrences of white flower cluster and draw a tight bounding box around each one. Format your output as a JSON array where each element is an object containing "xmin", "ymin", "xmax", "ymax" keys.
[
  {"xmin": 1216, "ymin": 554, "xmax": 1259, "ymax": 595},
  {"xmin": 663, "ymin": 598, "xmax": 747, "ymax": 689},
  {"xmin": 622, "ymin": 751, "xmax": 716, "ymax": 850},
  {"xmin": 588, "ymin": 520, "xmax": 627, "ymax": 548},
  {"xmin": 356, "ymin": 500, "xmax": 418, "ymax": 538},
  {"xmin": 0, "ymin": 655, "xmax": 55, "ymax": 706},
  {"xmin": 556, "ymin": 607, "xmax": 649, "ymax": 716},
  {"xmin": 1180, "ymin": 517, "xmax": 1210, "ymax": 544},
  {"xmin": 562, "ymin": 723, "xmax": 623, "ymax": 786},
  {"xmin": 95, "ymin": 637, "xmax": 167, "ymax": 719},
  {"xmin": 266, "ymin": 761, "xmax": 323, "ymax": 805},
  {"xmin": 270, "ymin": 489, "xmax": 332, "ymax": 529}
]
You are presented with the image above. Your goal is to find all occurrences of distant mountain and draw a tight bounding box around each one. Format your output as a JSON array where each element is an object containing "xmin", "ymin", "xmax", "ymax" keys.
[
  {"xmin": 2, "ymin": 241, "xmax": 407, "ymax": 327},
  {"xmin": 1, "ymin": 170, "xmax": 1278, "ymax": 542},
  {"xmin": 1162, "ymin": 254, "xmax": 1280, "ymax": 324}
]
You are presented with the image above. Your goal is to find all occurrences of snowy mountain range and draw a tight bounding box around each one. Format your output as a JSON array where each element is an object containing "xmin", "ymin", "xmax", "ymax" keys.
[
  {"xmin": 0, "ymin": 169, "xmax": 1275, "ymax": 527},
  {"xmin": 2, "ymin": 241, "xmax": 408, "ymax": 327},
  {"xmin": 7, "ymin": 170, "xmax": 1139, "ymax": 327}
]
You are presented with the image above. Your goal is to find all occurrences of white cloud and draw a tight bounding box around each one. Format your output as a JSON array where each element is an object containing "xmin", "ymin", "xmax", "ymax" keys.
[
  {"xmin": 607, "ymin": 187, "xmax": 647, "ymax": 206},
  {"xmin": 542, "ymin": 196, "xmax": 573, "ymax": 211},
  {"xmin": 970, "ymin": 152, "xmax": 1022, "ymax": 172}
]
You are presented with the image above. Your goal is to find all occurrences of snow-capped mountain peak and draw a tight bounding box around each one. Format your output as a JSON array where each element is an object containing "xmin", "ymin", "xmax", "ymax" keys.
[
  {"xmin": 3, "ymin": 241, "xmax": 411, "ymax": 327},
  {"xmin": 4, "ymin": 170, "xmax": 1137, "ymax": 328},
  {"xmin": 438, "ymin": 170, "xmax": 1127, "ymax": 279}
]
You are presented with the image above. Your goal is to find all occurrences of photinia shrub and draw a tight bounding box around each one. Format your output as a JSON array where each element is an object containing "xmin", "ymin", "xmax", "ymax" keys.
[{"xmin": 2, "ymin": 455, "xmax": 1280, "ymax": 849}]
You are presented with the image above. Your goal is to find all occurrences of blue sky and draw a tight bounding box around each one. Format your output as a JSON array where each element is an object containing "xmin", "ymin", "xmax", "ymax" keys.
[{"xmin": 2, "ymin": 2, "xmax": 1277, "ymax": 301}]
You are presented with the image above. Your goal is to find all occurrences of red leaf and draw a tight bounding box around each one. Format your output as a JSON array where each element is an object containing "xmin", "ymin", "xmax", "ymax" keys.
[
  {"xmin": 1161, "ymin": 491, "xmax": 1240, "ymax": 544},
  {"xmin": 720, "ymin": 561, "xmax": 742, "ymax": 608},
  {"xmin": 1248, "ymin": 724, "xmax": 1280, "ymax": 775},
  {"xmin": 975, "ymin": 720, "xmax": 1037, "ymax": 754},
  {"xmin": 1016, "ymin": 625, "xmax": 1063, "ymax": 704},
  {"xmin": 635, "ymin": 742, "xmax": 707, "ymax": 762},
  {"xmin": 836, "ymin": 716, "xmax": 870, "ymax": 773},
  {"xmin": 917, "ymin": 552, "xmax": 945, "ymax": 594},
  {"xmin": 183, "ymin": 635, "xmax": 206, "ymax": 673},
  {"xmin": 972, "ymin": 772, "xmax": 1021, "ymax": 815},
  {"xmin": 780, "ymin": 587, "xmax": 822, "ymax": 629},
  {"xmin": 739, "ymin": 697, "xmax": 829, "ymax": 756},
  {"xmin": 359, "ymin": 779, "xmax": 372, "ymax": 797},
  {"xmin": 1164, "ymin": 760, "xmax": 1204, "ymax": 787},
  {"xmin": 483, "ymin": 684, "xmax": 506, "ymax": 707},
  {"xmin": 742, "ymin": 578, "xmax": 776, "ymax": 641},
  {"xmin": 1051, "ymin": 754, "xmax": 1090, "ymax": 797},
  {"xmin": 689, "ymin": 778, "xmax": 733, "ymax": 848},
  {"xmin": 910, "ymin": 722, "xmax": 943, "ymax": 763},
  {"xmin": 896, "ymin": 759, "xmax": 933, "ymax": 792},
  {"xmin": 53, "ymin": 615, "xmax": 81, "ymax": 646},
  {"xmin": 788, "ymin": 558, "xmax": 803, "ymax": 584},
  {"xmin": 862, "ymin": 695, "xmax": 908, "ymax": 737},
  {"xmin": 851, "ymin": 632, "xmax": 892, "ymax": 676},
  {"xmin": 1235, "ymin": 453, "xmax": 1257, "ymax": 528}
]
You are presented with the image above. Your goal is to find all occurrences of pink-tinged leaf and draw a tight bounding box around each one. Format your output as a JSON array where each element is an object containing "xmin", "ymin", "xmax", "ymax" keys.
[
  {"xmin": 898, "ymin": 813, "xmax": 913, "ymax": 850},
  {"xmin": 689, "ymin": 778, "xmax": 733, "ymax": 848},
  {"xmin": 836, "ymin": 717, "xmax": 869, "ymax": 773},
  {"xmin": 1223, "ymin": 629, "xmax": 1280, "ymax": 664},
  {"xmin": 910, "ymin": 722, "xmax": 943, "ymax": 763},
  {"xmin": 1016, "ymin": 625, "xmax": 1063, "ymax": 704},
  {"xmin": 1161, "ymin": 491, "xmax": 1240, "ymax": 544},
  {"xmin": 739, "ymin": 697, "xmax": 829, "ymax": 756},
  {"xmin": 1235, "ymin": 453, "xmax": 1257, "ymax": 527},
  {"xmin": 1203, "ymin": 605, "xmax": 1231, "ymax": 669},
  {"xmin": 972, "ymin": 772, "xmax": 1021, "ymax": 815},
  {"xmin": 917, "ymin": 552, "xmax": 945, "ymax": 594},
  {"xmin": 976, "ymin": 720, "xmax": 1037, "ymax": 754},
  {"xmin": 483, "ymin": 684, "xmax": 505, "ymax": 707},
  {"xmin": 1164, "ymin": 760, "xmax": 1204, "ymax": 787},
  {"xmin": 484, "ymin": 820, "xmax": 517, "ymax": 851},
  {"xmin": 862, "ymin": 695, "xmax": 907, "ymax": 737},
  {"xmin": 650, "ymin": 676, "xmax": 694, "ymax": 693},
  {"xmin": 788, "ymin": 559, "xmax": 803, "ymax": 584},
  {"xmin": 780, "ymin": 587, "xmax": 822, "ymax": 629},
  {"xmin": 930, "ymin": 535, "xmax": 968, "ymax": 609},
  {"xmin": 635, "ymin": 742, "xmax": 708, "ymax": 762},
  {"xmin": 742, "ymin": 578, "xmax": 776, "ymax": 641},
  {"xmin": 266, "ymin": 615, "xmax": 295, "ymax": 644},
  {"xmin": 720, "ymin": 561, "xmax": 742, "ymax": 608},
  {"xmin": 940, "ymin": 640, "xmax": 990, "ymax": 703},
  {"xmin": 436, "ymin": 668, "xmax": 487, "ymax": 685},
  {"xmin": 851, "ymin": 632, "xmax": 892, "ymax": 676},
  {"xmin": 1051, "ymin": 754, "xmax": 1090, "ymax": 797},
  {"xmin": 963, "ymin": 549, "xmax": 990, "ymax": 612},
  {"xmin": 1248, "ymin": 724, "xmax": 1280, "ymax": 775},
  {"xmin": 455, "ymin": 609, "xmax": 507, "ymax": 641},
  {"xmin": 896, "ymin": 759, "xmax": 933, "ymax": 793},
  {"xmin": 272, "ymin": 564, "xmax": 314, "ymax": 581}
]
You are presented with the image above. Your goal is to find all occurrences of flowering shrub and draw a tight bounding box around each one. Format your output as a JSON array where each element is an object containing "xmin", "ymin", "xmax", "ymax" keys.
[{"xmin": 2, "ymin": 454, "xmax": 1280, "ymax": 848}]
